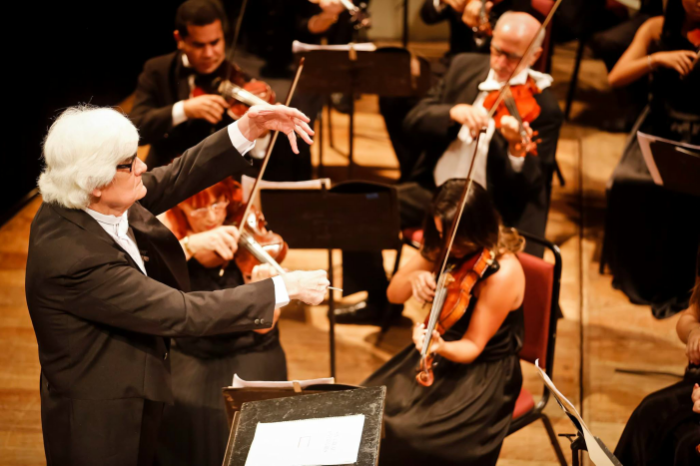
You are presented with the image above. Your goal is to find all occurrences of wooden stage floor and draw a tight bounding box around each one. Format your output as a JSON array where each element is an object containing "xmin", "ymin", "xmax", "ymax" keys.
[{"xmin": 0, "ymin": 43, "xmax": 689, "ymax": 465}]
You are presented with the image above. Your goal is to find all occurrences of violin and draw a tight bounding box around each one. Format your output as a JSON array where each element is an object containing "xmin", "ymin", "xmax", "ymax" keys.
[
  {"xmin": 416, "ymin": 248, "xmax": 494, "ymax": 386},
  {"xmin": 471, "ymin": 0, "xmax": 494, "ymax": 42},
  {"xmin": 192, "ymin": 61, "xmax": 276, "ymax": 120},
  {"xmin": 482, "ymin": 77, "xmax": 543, "ymax": 156},
  {"xmin": 415, "ymin": 0, "xmax": 564, "ymax": 387},
  {"xmin": 228, "ymin": 181, "xmax": 288, "ymax": 281}
]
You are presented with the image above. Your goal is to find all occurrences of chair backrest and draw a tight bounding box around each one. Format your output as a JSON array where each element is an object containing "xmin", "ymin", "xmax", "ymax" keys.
[{"xmin": 517, "ymin": 251, "xmax": 555, "ymax": 366}]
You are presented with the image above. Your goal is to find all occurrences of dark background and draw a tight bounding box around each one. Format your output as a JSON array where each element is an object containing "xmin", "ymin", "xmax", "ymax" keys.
[{"xmin": 2, "ymin": 1, "xmax": 185, "ymax": 221}]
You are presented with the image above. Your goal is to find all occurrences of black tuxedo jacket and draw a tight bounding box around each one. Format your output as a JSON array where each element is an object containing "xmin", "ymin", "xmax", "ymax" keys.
[
  {"xmin": 404, "ymin": 53, "xmax": 563, "ymax": 253},
  {"xmin": 26, "ymin": 129, "xmax": 275, "ymax": 465},
  {"xmin": 129, "ymin": 51, "xmax": 237, "ymax": 169}
]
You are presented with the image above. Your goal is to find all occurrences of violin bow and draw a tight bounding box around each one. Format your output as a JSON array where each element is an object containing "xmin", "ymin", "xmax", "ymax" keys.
[
  {"xmin": 419, "ymin": 0, "xmax": 564, "ymax": 365},
  {"xmin": 236, "ymin": 57, "xmax": 306, "ymax": 248},
  {"xmin": 229, "ymin": 0, "xmax": 248, "ymax": 63}
]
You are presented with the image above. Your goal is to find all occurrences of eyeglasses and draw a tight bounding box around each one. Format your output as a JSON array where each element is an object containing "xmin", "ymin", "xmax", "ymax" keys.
[
  {"xmin": 188, "ymin": 200, "xmax": 230, "ymax": 218},
  {"xmin": 116, "ymin": 154, "xmax": 138, "ymax": 173},
  {"xmin": 490, "ymin": 44, "xmax": 524, "ymax": 63}
]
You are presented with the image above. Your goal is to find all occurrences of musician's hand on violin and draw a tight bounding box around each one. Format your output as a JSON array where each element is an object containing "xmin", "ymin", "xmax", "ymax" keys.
[
  {"xmin": 449, "ymin": 104, "xmax": 488, "ymax": 137},
  {"xmin": 692, "ymin": 384, "xmax": 700, "ymax": 414},
  {"xmin": 188, "ymin": 226, "xmax": 240, "ymax": 261},
  {"xmin": 499, "ymin": 115, "xmax": 536, "ymax": 157},
  {"xmin": 184, "ymin": 95, "xmax": 230, "ymax": 125},
  {"xmin": 281, "ymin": 270, "xmax": 330, "ymax": 305},
  {"xmin": 239, "ymin": 104, "xmax": 314, "ymax": 155},
  {"xmin": 412, "ymin": 324, "xmax": 444, "ymax": 354},
  {"xmin": 462, "ymin": 1, "xmax": 492, "ymax": 29},
  {"xmin": 410, "ymin": 271, "xmax": 436, "ymax": 304},
  {"xmin": 650, "ymin": 50, "xmax": 698, "ymax": 77}
]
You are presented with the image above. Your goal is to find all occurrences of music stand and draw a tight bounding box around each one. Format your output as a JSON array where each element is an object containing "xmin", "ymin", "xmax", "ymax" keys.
[
  {"xmin": 637, "ymin": 132, "xmax": 700, "ymax": 197},
  {"xmin": 295, "ymin": 47, "xmax": 430, "ymax": 178},
  {"xmin": 221, "ymin": 386, "xmax": 385, "ymax": 466},
  {"xmin": 260, "ymin": 181, "xmax": 402, "ymax": 378}
]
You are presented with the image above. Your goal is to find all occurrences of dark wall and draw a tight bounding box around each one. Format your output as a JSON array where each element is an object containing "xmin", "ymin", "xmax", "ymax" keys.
[{"xmin": 3, "ymin": 1, "xmax": 184, "ymax": 218}]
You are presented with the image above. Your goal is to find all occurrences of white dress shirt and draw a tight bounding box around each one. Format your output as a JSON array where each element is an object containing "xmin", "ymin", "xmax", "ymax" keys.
[
  {"xmin": 433, "ymin": 67, "xmax": 553, "ymax": 188},
  {"xmin": 85, "ymin": 122, "xmax": 290, "ymax": 308}
]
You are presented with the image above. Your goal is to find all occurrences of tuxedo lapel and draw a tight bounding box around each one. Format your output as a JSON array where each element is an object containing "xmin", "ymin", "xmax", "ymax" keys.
[{"xmin": 50, "ymin": 205, "xmax": 146, "ymax": 274}]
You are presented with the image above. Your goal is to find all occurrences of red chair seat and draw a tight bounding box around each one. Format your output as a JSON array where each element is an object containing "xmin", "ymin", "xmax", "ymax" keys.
[
  {"xmin": 402, "ymin": 228, "xmax": 423, "ymax": 248},
  {"xmin": 512, "ymin": 387, "xmax": 536, "ymax": 420}
]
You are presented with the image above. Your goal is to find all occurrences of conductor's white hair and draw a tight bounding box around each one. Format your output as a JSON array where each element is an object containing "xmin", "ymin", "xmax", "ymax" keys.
[
  {"xmin": 38, "ymin": 105, "xmax": 139, "ymax": 209},
  {"xmin": 494, "ymin": 11, "xmax": 545, "ymax": 51}
]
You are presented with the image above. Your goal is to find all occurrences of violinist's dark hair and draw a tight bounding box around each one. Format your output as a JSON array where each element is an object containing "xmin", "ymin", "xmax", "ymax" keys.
[
  {"xmin": 175, "ymin": 0, "xmax": 228, "ymax": 38},
  {"xmin": 661, "ymin": 0, "xmax": 695, "ymax": 50},
  {"xmin": 420, "ymin": 179, "xmax": 524, "ymax": 262}
]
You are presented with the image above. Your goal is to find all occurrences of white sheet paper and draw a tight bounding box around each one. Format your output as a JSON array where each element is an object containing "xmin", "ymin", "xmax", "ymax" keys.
[
  {"xmin": 534, "ymin": 360, "xmax": 619, "ymax": 466},
  {"xmin": 636, "ymin": 131, "xmax": 700, "ymax": 188},
  {"xmin": 244, "ymin": 414, "xmax": 365, "ymax": 466},
  {"xmin": 232, "ymin": 374, "xmax": 335, "ymax": 389}
]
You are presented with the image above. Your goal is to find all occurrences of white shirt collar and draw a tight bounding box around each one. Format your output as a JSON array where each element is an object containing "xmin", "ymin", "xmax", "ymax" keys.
[
  {"xmin": 478, "ymin": 67, "xmax": 553, "ymax": 92},
  {"xmin": 84, "ymin": 208, "xmax": 130, "ymax": 237},
  {"xmin": 182, "ymin": 53, "xmax": 192, "ymax": 68}
]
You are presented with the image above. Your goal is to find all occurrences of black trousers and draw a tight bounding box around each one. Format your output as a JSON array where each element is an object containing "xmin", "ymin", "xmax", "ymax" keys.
[{"xmin": 41, "ymin": 374, "xmax": 164, "ymax": 466}]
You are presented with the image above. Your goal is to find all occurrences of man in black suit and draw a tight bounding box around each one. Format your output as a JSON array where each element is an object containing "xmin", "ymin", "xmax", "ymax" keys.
[
  {"xmin": 130, "ymin": 0, "xmax": 262, "ymax": 169},
  {"xmin": 26, "ymin": 103, "xmax": 324, "ymax": 466},
  {"xmin": 339, "ymin": 11, "xmax": 563, "ymax": 323}
]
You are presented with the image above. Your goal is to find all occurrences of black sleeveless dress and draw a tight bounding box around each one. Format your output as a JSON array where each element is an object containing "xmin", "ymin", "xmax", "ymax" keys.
[
  {"xmin": 362, "ymin": 262, "xmax": 524, "ymax": 466},
  {"xmin": 156, "ymin": 260, "xmax": 288, "ymax": 466}
]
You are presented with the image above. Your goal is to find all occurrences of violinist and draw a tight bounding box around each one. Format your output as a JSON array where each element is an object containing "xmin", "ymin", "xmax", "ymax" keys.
[
  {"xmin": 130, "ymin": 0, "xmax": 274, "ymax": 169},
  {"xmin": 404, "ymin": 11, "xmax": 562, "ymax": 256},
  {"xmin": 603, "ymin": 0, "xmax": 699, "ymax": 317},
  {"xmin": 363, "ymin": 179, "xmax": 526, "ymax": 466},
  {"xmin": 156, "ymin": 178, "xmax": 288, "ymax": 466}
]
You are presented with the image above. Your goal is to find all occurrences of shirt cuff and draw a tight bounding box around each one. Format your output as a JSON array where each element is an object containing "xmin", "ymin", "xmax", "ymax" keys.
[
  {"xmin": 508, "ymin": 152, "xmax": 526, "ymax": 172},
  {"xmin": 434, "ymin": 0, "xmax": 447, "ymax": 12},
  {"xmin": 171, "ymin": 101, "xmax": 188, "ymax": 127},
  {"xmin": 271, "ymin": 275, "xmax": 290, "ymax": 308},
  {"xmin": 228, "ymin": 121, "xmax": 257, "ymax": 156}
]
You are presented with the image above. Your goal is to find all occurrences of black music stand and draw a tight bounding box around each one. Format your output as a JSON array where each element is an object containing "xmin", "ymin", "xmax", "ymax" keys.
[
  {"xmin": 222, "ymin": 386, "xmax": 386, "ymax": 466},
  {"xmin": 295, "ymin": 47, "xmax": 430, "ymax": 178},
  {"xmin": 260, "ymin": 181, "xmax": 402, "ymax": 378}
]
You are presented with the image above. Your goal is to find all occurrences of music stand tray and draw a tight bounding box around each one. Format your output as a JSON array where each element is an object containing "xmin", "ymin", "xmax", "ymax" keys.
[{"xmin": 222, "ymin": 386, "xmax": 386, "ymax": 466}]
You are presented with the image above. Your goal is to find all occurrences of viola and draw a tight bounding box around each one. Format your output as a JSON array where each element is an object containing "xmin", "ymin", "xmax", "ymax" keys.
[
  {"xmin": 482, "ymin": 76, "xmax": 543, "ymax": 156},
  {"xmin": 192, "ymin": 61, "xmax": 276, "ymax": 120},
  {"xmin": 416, "ymin": 248, "xmax": 495, "ymax": 387},
  {"xmin": 228, "ymin": 180, "xmax": 288, "ymax": 281}
]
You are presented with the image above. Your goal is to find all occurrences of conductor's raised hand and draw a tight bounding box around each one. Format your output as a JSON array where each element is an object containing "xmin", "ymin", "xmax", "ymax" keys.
[
  {"xmin": 238, "ymin": 104, "xmax": 315, "ymax": 154},
  {"xmin": 281, "ymin": 270, "xmax": 330, "ymax": 305}
]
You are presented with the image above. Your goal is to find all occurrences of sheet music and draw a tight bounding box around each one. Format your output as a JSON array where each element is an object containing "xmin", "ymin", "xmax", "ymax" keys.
[
  {"xmin": 292, "ymin": 40, "xmax": 377, "ymax": 53},
  {"xmin": 232, "ymin": 374, "xmax": 335, "ymax": 389},
  {"xmin": 241, "ymin": 176, "xmax": 332, "ymax": 204},
  {"xmin": 534, "ymin": 360, "xmax": 621, "ymax": 466},
  {"xmin": 245, "ymin": 415, "xmax": 365, "ymax": 466}
]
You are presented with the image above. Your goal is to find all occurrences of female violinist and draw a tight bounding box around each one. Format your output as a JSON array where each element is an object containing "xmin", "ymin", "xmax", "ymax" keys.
[
  {"xmin": 156, "ymin": 178, "xmax": 287, "ymax": 466},
  {"xmin": 363, "ymin": 179, "xmax": 526, "ymax": 466}
]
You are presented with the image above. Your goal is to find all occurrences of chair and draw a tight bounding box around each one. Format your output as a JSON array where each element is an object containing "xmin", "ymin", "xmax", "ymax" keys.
[{"xmin": 507, "ymin": 231, "xmax": 567, "ymax": 465}]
